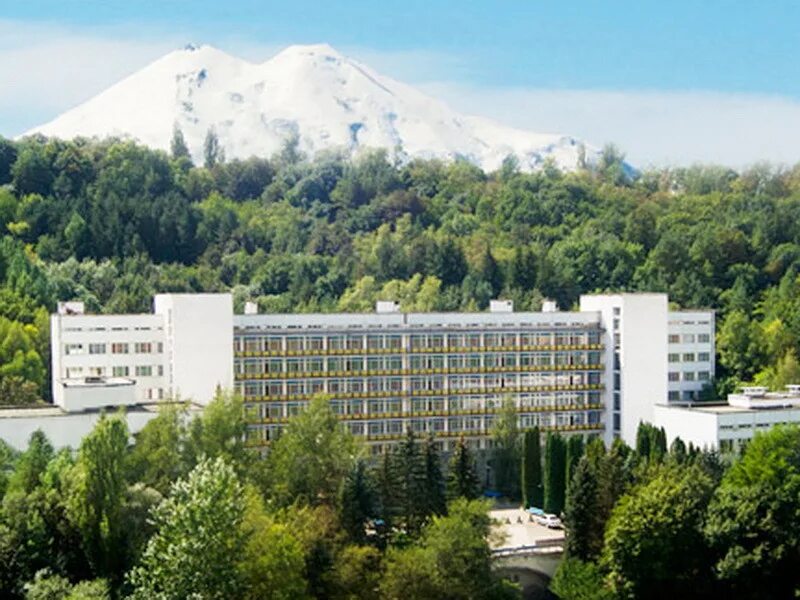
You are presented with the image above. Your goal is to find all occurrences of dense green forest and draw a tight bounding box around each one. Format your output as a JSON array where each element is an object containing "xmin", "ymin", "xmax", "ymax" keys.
[
  {"xmin": 0, "ymin": 393, "xmax": 517, "ymax": 598},
  {"xmin": 2, "ymin": 134, "xmax": 800, "ymax": 404},
  {"xmin": 3, "ymin": 389, "xmax": 799, "ymax": 599}
]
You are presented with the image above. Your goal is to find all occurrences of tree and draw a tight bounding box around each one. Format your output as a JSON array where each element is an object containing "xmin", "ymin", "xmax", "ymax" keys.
[
  {"xmin": 446, "ymin": 437, "xmax": 480, "ymax": 501},
  {"xmin": 170, "ymin": 125, "xmax": 191, "ymax": 161},
  {"xmin": 65, "ymin": 413, "xmax": 130, "ymax": 581},
  {"xmin": 7, "ymin": 430, "xmax": 53, "ymax": 495},
  {"xmin": 490, "ymin": 398, "xmax": 520, "ymax": 499},
  {"xmin": 326, "ymin": 544, "xmax": 381, "ymax": 600},
  {"xmin": 185, "ymin": 390, "xmax": 249, "ymax": 477},
  {"xmin": 267, "ymin": 395, "xmax": 357, "ymax": 506},
  {"xmin": 389, "ymin": 428, "xmax": 429, "ymax": 535},
  {"xmin": 520, "ymin": 428, "xmax": 543, "ymax": 508},
  {"xmin": 380, "ymin": 499, "xmax": 517, "ymax": 600},
  {"xmin": 339, "ymin": 458, "xmax": 379, "ymax": 544},
  {"xmin": 23, "ymin": 569, "xmax": 109, "ymax": 600},
  {"xmin": 422, "ymin": 435, "xmax": 446, "ymax": 517},
  {"xmin": 550, "ymin": 558, "xmax": 613, "ymax": 600},
  {"xmin": 563, "ymin": 456, "xmax": 600, "ymax": 560},
  {"xmin": 238, "ymin": 490, "xmax": 308, "ymax": 600},
  {"xmin": 127, "ymin": 402, "xmax": 188, "ymax": 495},
  {"xmin": 203, "ymin": 128, "xmax": 223, "ymax": 168},
  {"xmin": 602, "ymin": 465, "xmax": 715, "ymax": 600},
  {"xmin": 127, "ymin": 457, "xmax": 247, "ymax": 599},
  {"xmin": 705, "ymin": 425, "xmax": 800, "ymax": 598},
  {"xmin": 543, "ymin": 432, "xmax": 567, "ymax": 514},
  {"xmin": 566, "ymin": 435, "xmax": 585, "ymax": 487}
]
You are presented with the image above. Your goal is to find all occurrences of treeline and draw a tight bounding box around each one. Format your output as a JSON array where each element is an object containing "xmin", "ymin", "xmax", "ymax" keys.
[
  {"xmin": 0, "ymin": 393, "xmax": 517, "ymax": 599},
  {"xmin": 551, "ymin": 422, "xmax": 800, "ymax": 600},
  {"xmin": 2, "ymin": 134, "xmax": 800, "ymax": 403}
]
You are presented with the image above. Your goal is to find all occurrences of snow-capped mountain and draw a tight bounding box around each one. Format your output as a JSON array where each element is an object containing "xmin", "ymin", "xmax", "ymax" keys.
[{"xmin": 25, "ymin": 43, "xmax": 598, "ymax": 172}]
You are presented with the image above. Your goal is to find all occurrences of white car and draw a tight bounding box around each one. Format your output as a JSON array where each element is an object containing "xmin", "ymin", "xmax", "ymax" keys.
[{"xmin": 539, "ymin": 514, "xmax": 562, "ymax": 529}]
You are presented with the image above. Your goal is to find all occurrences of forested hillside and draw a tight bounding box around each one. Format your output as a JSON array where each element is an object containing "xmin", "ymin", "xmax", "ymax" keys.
[{"xmin": 1, "ymin": 133, "xmax": 800, "ymax": 403}]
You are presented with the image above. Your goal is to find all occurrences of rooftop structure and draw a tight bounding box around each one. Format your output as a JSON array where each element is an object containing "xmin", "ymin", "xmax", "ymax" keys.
[{"xmin": 654, "ymin": 385, "xmax": 800, "ymax": 452}]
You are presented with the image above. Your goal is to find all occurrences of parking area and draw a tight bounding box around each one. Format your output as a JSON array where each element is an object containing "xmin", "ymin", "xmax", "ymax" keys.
[{"xmin": 489, "ymin": 507, "xmax": 565, "ymax": 549}]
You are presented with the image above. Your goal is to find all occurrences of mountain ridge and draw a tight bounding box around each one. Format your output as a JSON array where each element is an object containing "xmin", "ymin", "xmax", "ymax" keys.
[{"xmin": 25, "ymin": 43, "xmax": 599, "ymax": 172}]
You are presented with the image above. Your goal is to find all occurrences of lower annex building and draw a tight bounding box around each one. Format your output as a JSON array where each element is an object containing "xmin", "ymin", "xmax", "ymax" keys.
[{"xmin": 27, "ymin": 292, "xmax": 716, "ymax": 452}]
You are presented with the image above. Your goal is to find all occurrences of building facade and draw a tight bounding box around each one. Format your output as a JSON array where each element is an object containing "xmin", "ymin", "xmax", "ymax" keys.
[
  {"xmin": 44, "ymin": 292, "xmax": 715, "ymax": 451},
  {"xmin": 655, "ymin": 386, "xmax": 800, "ymax": 452}
]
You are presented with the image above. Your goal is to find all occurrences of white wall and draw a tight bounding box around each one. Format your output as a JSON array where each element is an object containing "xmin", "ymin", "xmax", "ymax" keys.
[
  {"xmin": 580, "ymin": 294, "xmax": 668, "ymax": 446},
  {"xmin": 60, "ymin": 380, "xmax": 136, "ymax": 412},
  {"xmin": 654, "ymin": 404, "xmax": 720, "ymax": 449},
  {"xmin": 0, "ymin": 408, "xmax": 160, "ymax": 451},
  {"xmin": 154, "ymin": 294, "xmax": 233, "ymax": 405}
]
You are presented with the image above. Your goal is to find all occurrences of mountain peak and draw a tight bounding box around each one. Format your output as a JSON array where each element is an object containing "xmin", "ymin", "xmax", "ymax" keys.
[{"xmin": 23, "ymin": 43, "xmax": 599, "ymax": 172}]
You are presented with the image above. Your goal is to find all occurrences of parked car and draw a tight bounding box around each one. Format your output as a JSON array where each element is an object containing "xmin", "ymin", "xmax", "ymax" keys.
[{"xmin": 540, "ymin": 514, "xmax": 562, "ymax": 529}]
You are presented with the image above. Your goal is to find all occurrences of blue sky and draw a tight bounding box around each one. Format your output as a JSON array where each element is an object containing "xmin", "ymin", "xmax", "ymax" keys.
[{"xmin": 2, "ymin": 1, "xmax": 800, "ymax": 166}]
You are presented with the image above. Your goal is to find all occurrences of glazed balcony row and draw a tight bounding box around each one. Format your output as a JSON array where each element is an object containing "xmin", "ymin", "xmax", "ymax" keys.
[
  {"xmin": 238, "ymin": 372, "xmax": 602, "ymax": 397},
  {"xmin": 235, "ymin": 362, "xmax": 604, "ymax": 382},
  {"xmin": 245, "ymin": 390, "xmax": 603, "ymax": 420},
  {"xmin": 234, "ymin": 330, "xmax": 601, "ymax": 354},
  {"xmin": 244, "ymin": 413, "xmax": 604, "ymax": 446},
  {"xmin": 234, "ymin": 343, "xmax": 604, "ymax": 358},
  {"xmin": 237, "ymin": 381, "xmax": 604, "ymax": 403},
  {"xmin": 234, "ymin": 351, "xmax": 603, "ymax": 376}
]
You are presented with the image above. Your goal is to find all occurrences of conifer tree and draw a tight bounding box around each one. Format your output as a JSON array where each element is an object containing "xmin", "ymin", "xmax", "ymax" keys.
[
  {"xmin": 563, "ymin": 456, "xmax": 600, "ymax": 560},
  {"xmin": 339, "ymin": 458, "xmax": 378, "ymax": 544},
  {"xmin": 170, "ymin": 124, "xmax": 191, "ymax": 161},
  {"xmin": 422, "ymin": 435, "xmax": 446, "ymax": 517},
  {"xmin": 447, "ymin": 436, "xmax": 480, "ymax": 501},
  {"xmin": 543, "ymin": 432, "xmax": 567, "ymax": 514},
  {"xmin": 521, "ymin": 427, "xmax": 543, "ymax": 508},
  {"xmin": 565, "ymin": 435, "xmax": 585, "ymax": 486},
  {"xmin": 392, "ymin": 429, "xmax": 428, "ymax": 534},
  {"xmin": 203, "ymin": 128, "xmax": 224, "ymax": 168}
]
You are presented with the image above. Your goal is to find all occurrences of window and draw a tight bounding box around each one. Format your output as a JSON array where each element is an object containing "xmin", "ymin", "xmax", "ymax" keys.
[
  {"xmin": 698, "ymin": 333, "xmax": 710, "ymax": 343},
  {"xmin": 135, "ymin": 342, "xmax": 152, "ymax": 354},
  {"xmin": 65, "ymin": 344, "xmax": 83, "ymax": 355},
  {"xmin": 698, "ymin": 371, "xmax": 710, "ymax": 381},
  {"xmin": 112, "ymin": 366, "xmax": 129, "ymax": 377},
  {"xmin": 668, "ymin": 391, "xmax": 680, "ymax": 401},
  {"xmin": 668, "ymin": 372, "xmax": 680, "ymax": 382},
  {"xmin": 668, "ymin": 353, "xmax": 679, "ymax": 363},
  {"xmin": 89, "ymin": 343, "xmax": 106, "ymax": 354},
  {"xmin": 682, "ymin": 353, "xmax": 695, "ymax": 362},
  {"xmin": 684, "ymin": 371, "xmax": 695, "ymax": 381},
  {"xmin": 682, "ymin": 334, "xmax": 696, "ymax": 343},
  {"xmin": 135, "ymin": 365, "xmax": 153, "ymax": 377},
  {"xmin": 66, "ymin": 367, "xmax": 83, "ymax": 378},
  {"xmin": 111, "ymin": 343, "xmax": 129, "ymax": 354},
  {"xmin": 668, "ymin": 334, "xmax": 680, "ymax": 344},
  {"xmin": 698, "ymin": 352, "xmax": 710, "ymax": 362}
]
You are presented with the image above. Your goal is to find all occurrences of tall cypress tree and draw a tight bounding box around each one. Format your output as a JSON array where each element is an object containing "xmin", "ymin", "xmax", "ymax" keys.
[
  {"xmin": 521, "ymin": 428, "xmax": 543, "ymax": 508},
  {"xmin": 566, "ymin": 435, "xmax": 585, "ymax": 486},
  {"xmin": 447, "ymin": 436, "xmax": 480, "ymax": 500},
  {"xmin": 563, "ymin": 456, "xmax": 600, "ymax": 560},
  {"xmin": 422, "ymin": 435, "xmax": 447, "ymax": 517},
  {"xmin": 544, "ymin": 432, "xmax": 567, "ymax": 514},
  {"xmin": 635, "ymin": 422, "xmax": 651, "ymax": 459}
]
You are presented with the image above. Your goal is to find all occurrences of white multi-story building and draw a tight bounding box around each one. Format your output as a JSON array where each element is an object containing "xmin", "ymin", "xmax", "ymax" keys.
[
  {"xmin": 27, "ymin": 291, "xmax": 717, "ymax": 452},
  {"xmin": 655, "ymin": 386, "xmax": 800, "ymax": 452},
  {"xmin": 51, "ymin": 294, "xmax": 233, "ymax": 410},
  {"xmin": 667, "ymin": 311, "xmax": 716, "ymax": 402}
]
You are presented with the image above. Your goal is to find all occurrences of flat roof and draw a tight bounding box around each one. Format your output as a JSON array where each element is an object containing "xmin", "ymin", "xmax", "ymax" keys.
[
  {"xmin": 0, "ymin": 400, "xmax": 203, "ymax": 419},
  {"xmin": 657, "ymin": 402, "xmax": 800, "ymax": 415}
]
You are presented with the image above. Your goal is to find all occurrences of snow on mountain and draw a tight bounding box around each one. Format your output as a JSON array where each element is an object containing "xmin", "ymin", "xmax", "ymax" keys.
[{"xmin": 25, "ymin": 43, "xmax": 597, "ymax": 172}]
